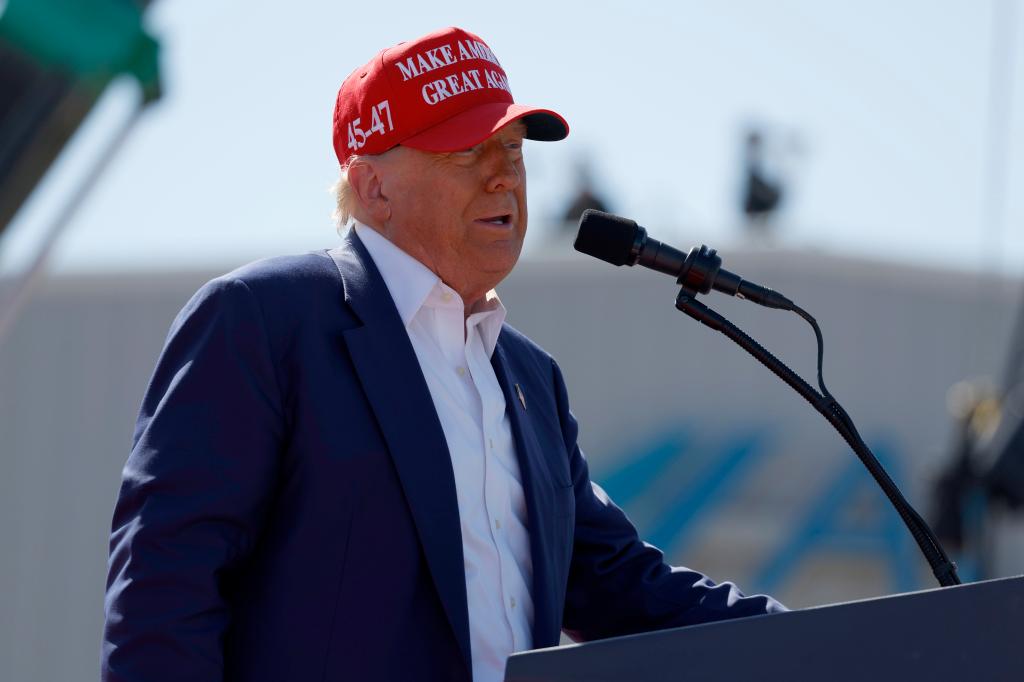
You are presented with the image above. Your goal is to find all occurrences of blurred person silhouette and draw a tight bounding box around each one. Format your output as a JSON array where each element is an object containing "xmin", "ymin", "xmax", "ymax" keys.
[
  {"xmin": 933, "ymin": 302, "xmax": 1024, "ymax": 573},
  {"xmin": 740, "ymin": 128, "xmax": 785, "ymax": 235},
  {"xmin": 561, "ymin": 153, "xmax": 610, "ymax": 232}
]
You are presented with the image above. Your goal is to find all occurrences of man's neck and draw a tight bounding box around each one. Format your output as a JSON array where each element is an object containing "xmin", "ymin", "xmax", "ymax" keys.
[{"xmin": 354, "ymin": 220, "xmax": 490, "ymax": 315}]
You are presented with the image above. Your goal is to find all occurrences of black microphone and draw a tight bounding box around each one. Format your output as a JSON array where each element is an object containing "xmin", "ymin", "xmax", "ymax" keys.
[{"xmin": 574, "ymin": 209, "xmax": 794, "ymax": 310}]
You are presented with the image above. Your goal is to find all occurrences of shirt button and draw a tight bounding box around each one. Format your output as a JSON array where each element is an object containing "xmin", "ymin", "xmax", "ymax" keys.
[
  {"xmin": 456, "ymin": 366, "xmax": 466, "ymax": 377},
  {"xmin": 510, "ymin": 597, "xmax": 516, "ymax": 609},
  {"xmin": 495, "ymin": 518, "xmax": 501, "ymax": 530},
  {"xmin": 488, "ymin": 438, "xmax": 494, "ymax": 449},
  {"xmin": 441, "ymin": 292, "xmax": 453, "ymax": 302}
]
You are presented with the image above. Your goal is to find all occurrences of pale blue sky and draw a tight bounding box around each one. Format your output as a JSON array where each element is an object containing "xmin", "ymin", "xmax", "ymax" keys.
[{"xmin": 2, "ymin": 0, "xmax": 1022, "ymax": 274}]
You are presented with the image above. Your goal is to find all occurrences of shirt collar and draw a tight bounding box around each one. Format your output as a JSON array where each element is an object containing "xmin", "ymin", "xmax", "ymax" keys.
[
  {"xmin": 354, "ymin": 221, "xmax": 437, "ymax": 327},
  {"xmin": 353, "ymin": 221, "xmax": 507, "ymax": 356},
  {"xmin": 466, "ymin": 289, "xmax": 507, "ymax": 358}
]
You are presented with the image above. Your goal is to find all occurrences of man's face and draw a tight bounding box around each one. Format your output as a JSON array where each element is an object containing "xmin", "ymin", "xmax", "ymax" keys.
[{"xmin": 373, "ymin": 121, "xmax": 528, "ymax": 307}]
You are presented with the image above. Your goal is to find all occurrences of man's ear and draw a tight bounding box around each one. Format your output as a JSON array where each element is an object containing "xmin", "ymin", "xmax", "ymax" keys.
[{"xmin": 347, "ymin": 159, "xmax": 391, "ymax": 224}]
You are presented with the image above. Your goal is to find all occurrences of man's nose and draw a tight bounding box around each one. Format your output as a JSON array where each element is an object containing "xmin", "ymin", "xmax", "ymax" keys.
[{"xmin": 483, "ymin": 145, "xmax": 521, "ymax": 193}]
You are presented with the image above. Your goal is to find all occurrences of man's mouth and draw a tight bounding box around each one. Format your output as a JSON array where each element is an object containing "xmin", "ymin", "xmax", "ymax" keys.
[{"xmin": 476, "ymin": 213, "xmax": 513, "ymax": 226}]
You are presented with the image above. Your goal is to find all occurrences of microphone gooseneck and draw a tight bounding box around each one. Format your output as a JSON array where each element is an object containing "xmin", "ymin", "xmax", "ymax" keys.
[{"xmin": 573, "ymin": 208, "xmax": 961, "ymax": 588}]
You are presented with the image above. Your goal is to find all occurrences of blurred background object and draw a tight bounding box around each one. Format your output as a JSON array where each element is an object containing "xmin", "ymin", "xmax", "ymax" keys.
[
  {"xmin": 740, "ymin": 127, "xmax": 784, "ymax": 232},
  {"xmin": 1, "ymin": 1, "xmax": 1023, "ymax": 679},
  {"xmin": 0, "ymin": 0, "xmax": 159, "ymax": 232},
  {"xmin": 736, "ymin": 124, "xmax": 807, "ymax": 238},
  {"xmin": 932, "ymin": 296, "xmax": 1024, "ymax": 577},
  {"xmin": 560, "ymin": 152, "xmax": 611, "ymax": 232},
  {"xmin": 0, "ymin": 0, "xmax": 161, "ymax": 343},
  {"xmin": 0, "ymin": 0, "xmax": 160, "ymax": 234}
]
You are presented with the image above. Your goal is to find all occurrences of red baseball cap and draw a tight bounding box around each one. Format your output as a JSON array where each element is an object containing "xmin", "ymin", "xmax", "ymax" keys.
[{"xmin": 332, "ymin": 26, "xmax": 569, "ymax": 167}]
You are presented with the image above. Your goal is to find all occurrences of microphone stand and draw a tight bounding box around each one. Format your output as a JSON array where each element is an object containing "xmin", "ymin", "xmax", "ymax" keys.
[{"xmin": 675, "ymin": 286, "xmax": 962, "ymax": 588}]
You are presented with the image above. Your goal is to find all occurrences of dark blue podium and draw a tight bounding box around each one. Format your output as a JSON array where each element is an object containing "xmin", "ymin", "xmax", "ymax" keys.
[{"xmin": 505, "ymin": 575, "xmax": 1024, "ymax": 681}]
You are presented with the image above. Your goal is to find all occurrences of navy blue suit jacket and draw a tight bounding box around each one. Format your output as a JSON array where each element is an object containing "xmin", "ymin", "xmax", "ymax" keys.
[{"xmin": 102, "ymin": 231, "xmax": 782, "ymax": 681}]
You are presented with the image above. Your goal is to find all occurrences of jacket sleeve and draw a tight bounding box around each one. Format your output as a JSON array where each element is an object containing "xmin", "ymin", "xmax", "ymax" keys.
[
  {"xmin": 552, "ymin": 359, "xmax": 786, "ymax": 641},
  {"xmin": 102, "ymin": 277, "xmax": 285, "ymax": 681}
]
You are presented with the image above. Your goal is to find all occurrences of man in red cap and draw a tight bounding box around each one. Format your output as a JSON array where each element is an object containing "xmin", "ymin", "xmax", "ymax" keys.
[{"xmin": 102, "ymin": 27, "xmax": 783, "ymax": 682}]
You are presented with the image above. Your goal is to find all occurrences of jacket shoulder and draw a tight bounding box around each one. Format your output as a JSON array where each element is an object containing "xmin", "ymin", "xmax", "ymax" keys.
[
  {"xmin": 196, "ymin": 250, "xmax": 344, "ymax": 312},
  {"xmin": 171, "ymin": 250, "xmax": 353, "ymax": 345},
  {"xmin": 219, "ymin": 251, "xmax": 340, "ymax": 291}
]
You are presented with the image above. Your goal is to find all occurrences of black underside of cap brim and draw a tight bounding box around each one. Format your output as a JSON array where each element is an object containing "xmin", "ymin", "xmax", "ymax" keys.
[{"xmin": 521, "ymin": 111, "xmax": 569, "ymax": 141}]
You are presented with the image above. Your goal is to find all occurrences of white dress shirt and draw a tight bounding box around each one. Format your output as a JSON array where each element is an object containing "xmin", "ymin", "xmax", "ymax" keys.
[{"xmin": 354, "ymin": 222, "xmax": 535, "ymax": 682}]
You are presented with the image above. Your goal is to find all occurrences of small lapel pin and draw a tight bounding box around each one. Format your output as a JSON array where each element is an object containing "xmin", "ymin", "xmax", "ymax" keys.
[{"xmin": 515, "ymin": 383, "xmax": 527, "ymax": 411}]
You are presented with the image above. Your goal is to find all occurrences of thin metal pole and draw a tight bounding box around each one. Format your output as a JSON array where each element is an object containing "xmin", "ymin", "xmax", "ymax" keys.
[{"xmin": 982, "ymin": 0, "xmax": 1017, "ymax": 277}]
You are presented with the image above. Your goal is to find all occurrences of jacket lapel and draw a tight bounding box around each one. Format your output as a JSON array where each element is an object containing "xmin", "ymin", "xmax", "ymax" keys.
[
  {"xmin": 491, "ymin": 340, "xmax": 565, "ymax": 649},
  {"xmin": 329, "ymin": 232, "xmax": 471, "ymax": 673}
]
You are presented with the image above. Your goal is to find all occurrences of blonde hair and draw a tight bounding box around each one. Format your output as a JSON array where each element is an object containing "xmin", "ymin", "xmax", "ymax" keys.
[{"xmin": 330, "ymin": 160, "xmax": 360, "ymax": 233}]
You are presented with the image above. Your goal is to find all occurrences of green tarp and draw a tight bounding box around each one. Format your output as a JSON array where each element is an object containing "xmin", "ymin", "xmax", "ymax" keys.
[{"xmin": 0, "ymin": 0, "xmax": 161, "ymax": 100}]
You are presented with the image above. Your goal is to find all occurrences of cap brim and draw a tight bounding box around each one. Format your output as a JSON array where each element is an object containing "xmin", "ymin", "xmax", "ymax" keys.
[{"xmin": 401, "ymin": 102, "xmax": 569, "ymax": 153}]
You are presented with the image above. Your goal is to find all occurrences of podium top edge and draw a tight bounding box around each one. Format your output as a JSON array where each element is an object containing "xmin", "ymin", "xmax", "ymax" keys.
[{"xmin": 509, "ymin": 574, "xmax": 1024, "ymax": 661}]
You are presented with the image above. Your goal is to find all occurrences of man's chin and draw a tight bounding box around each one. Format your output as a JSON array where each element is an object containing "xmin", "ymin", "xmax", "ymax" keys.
[{"xmin": 472, "ymin": 256, "xmax": 520, "ymax": 289}]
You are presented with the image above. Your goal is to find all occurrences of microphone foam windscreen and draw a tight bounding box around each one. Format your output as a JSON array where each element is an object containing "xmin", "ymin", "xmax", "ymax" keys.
[{"xmin": 573, "ymin": 209, "xmax": 639, "ymax": 266}]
